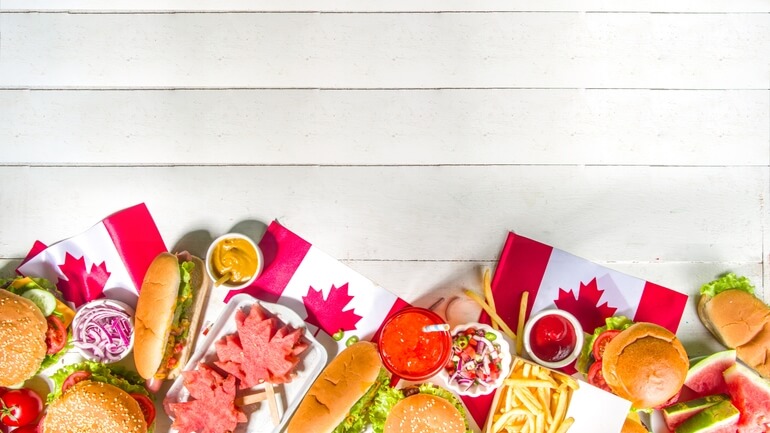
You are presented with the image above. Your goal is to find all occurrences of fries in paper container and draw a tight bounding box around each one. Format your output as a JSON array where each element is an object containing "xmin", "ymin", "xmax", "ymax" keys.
[
  {"xmin": 485, "ymin": 357, "xmax": 578, "ymax": 433},
  {"xmin": 484, "ymin": 356, "xmax": 631, "ymax": 433}
]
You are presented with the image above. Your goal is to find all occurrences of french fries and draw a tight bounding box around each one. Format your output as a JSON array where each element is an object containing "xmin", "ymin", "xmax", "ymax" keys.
[
  {"xmin": 488, "ymin": 357, "xmax": 578, "ymax": 433},
  {"xmin": 482, "ymin": 268, "xmax": 499, "ymax": 331},
  {"xmin": 516, "ymin": 291, "xmax": 529, "ymax": 356},
  {"xmin": 463, "ymin": 289, "xmax": 517, "ymax": 341}
]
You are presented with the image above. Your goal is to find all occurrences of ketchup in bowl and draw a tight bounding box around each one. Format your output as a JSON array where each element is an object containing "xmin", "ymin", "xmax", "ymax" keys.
[
  {"xmin": 523, "ymin": 309, "xmax": 584, "ymax": 369},
  {"xmin": 378, "ymin": 307, "xmax": 451, "ymax": 381}
]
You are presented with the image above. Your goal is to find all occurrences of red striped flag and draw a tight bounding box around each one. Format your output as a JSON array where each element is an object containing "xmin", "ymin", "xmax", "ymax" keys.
[
  {"xmin": 17, "ymin": 203, "xmax": 167, "ymax": 308},
  {"xmin": 225, "ymin": 221, "xmax": 410, "ymax": 354}
]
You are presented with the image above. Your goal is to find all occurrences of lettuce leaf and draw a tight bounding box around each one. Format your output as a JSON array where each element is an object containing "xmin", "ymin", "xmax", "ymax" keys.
[
  {"xmin": 576, "ymin": 316, "xmax": 634, "ymax": 375},
  {"xmin": 700, "ymin": 273, "xmax": 755, "ymax": 298},
  {"xmin": 332, "ymin": 367, "xmax": 390, "ymax": 433},
  {"xmin": 47, "ymin": 360, "xmax": 149, "ymax": 404},
  {"xmin": 368, "ymin": 384, "xmax": 404, "ymax": 433}
]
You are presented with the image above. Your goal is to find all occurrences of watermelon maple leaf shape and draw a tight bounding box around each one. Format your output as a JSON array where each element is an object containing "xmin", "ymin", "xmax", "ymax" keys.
[
  {"xmin": 302, "ymin": 283, "xmax": 362, "ymax": 335},
  {"xmin": 554, "ymin": 277, "xmax": 617, "ymax": 332},
  {"xmin": 56, "ymin": 252, "xmax": 111, "ymax": 307}
]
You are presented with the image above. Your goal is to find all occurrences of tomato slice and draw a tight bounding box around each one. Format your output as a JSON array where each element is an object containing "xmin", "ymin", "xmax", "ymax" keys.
[
  {"xmin": 130, "ymin": 393, "xmax": 156, "ymax": 427},
  {"xmin": 61, "ymin": 371, "xmax": 92, "ymax": 395},
  {"xmin": 587, "ymin": 360, "xmax": 611, "ymax": 392},
  {"xmin": 592, "ymin": 329, "xmax": 621, "ymax": 361},
  {"xmin": 44, "ymin": 315, "xmax": 67, "ymax": 355}
]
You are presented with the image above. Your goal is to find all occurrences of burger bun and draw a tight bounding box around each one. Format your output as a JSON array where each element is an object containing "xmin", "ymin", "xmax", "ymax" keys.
[
  {"xmin": 602, "ymin": 322, "xmax": 688, "ymax": 409},
  {"xmin": 43, "ymin": 380, "xmax": 147, "ymax": 433},
  {"xmin": 0, "ymin": 290, "xmax": 48, "ymax": 386},
  {"xmin": 383, "ymin": 393, "xmax": 465, "ymax": 433}
]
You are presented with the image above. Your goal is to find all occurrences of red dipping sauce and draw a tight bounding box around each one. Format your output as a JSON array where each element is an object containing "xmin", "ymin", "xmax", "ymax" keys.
[
  {"xmin": 378, "ymin": 307, "xmax": 451, "ymax": 381},
  {"xmin": 529, "ymin": 314, "xmax": 578, "ymax": 363}
]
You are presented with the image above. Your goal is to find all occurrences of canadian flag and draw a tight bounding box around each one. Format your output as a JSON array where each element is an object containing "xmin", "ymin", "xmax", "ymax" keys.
[
  {"xmin": 225, "ymin": 221, "xmax": 409, "ymax": 355},
  {"xmin": 461, "ymin": 232, "xmax": 688, "ymax": 429},
  {"xmin": 17, "ymin": 203, "xmax": 167, "ymax": 308},
  {"xmin": 483, "ymin": 232, "xmax": 688, "ymax": 338}
]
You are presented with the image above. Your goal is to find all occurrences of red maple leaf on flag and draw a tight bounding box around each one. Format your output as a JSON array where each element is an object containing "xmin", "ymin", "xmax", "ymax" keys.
[
  {"xmin": 554, "ymin": 278, "xmax": 617, "ymax": 332},
  {"xmin": 56, "ymin": 252, "xmax": 111, "ymax": 307},
  {"xmin": 302, "ymin": 283, "xmax": 362, "ymax": 335}
]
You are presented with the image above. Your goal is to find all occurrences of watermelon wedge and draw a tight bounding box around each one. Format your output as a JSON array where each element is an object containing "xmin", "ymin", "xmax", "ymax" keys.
[
  {"xmin": 663, "ymin": 394, "xmax": 729, "ymax": 431},
  {"xmin": 685, "ymin": 350, "xmax": 736, "ymax": 395},
  {"xmin": 675, "ymin": 400, "xmax": 739, "ymax": 433},
  {"xmin": 723, "ymin": 363, "xmax": 770, "ymax": 433}
]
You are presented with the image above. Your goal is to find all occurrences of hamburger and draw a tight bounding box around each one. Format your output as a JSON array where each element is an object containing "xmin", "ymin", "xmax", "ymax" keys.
[
  {"xmin": 133, "ymin": 252, "xmax": 211, "ymax": 392},
  {"xmin": 0, "ymin": 277, "xmax": 76, "ymax": 385},
  {"xmin": 43, "ymin": 381, "xmax": 147, "ymax": 433},
  {"xmin": 46, "ymin": 361, "xmax": 155, "ymax": 433},
  {"xmin": 287, "ymin": 341, "xmax": 391, "ymax": 433},
  {"xmin": 698, "ymin": 273, "xmax": 770, "ymax": 378},
  {"xmin": 578, "ymin": 317, "xmax": 688, "ymax": 409},
  {"xmin": 601, "ymin": 322, "xmax": 689, "ymax": 409},
  {"xmin": 380, "ymin": 385, "xmax": 470, "ymax": 433}
]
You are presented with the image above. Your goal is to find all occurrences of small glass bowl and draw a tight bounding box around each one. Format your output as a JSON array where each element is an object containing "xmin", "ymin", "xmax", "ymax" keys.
[
  {"xmin": 205, "ymin": 233, "xmax": 263, "ymax": 290},
  {"xmin": 377, "ymin": 307, "xmax": 452, "ymax": 381},
  {"xmin": 522, "ymin": 308, "xmax": 584, "ymax": 369},
  {"xmin": 439, "ymin": 322, "xmax": 512, "ymax": 397}
]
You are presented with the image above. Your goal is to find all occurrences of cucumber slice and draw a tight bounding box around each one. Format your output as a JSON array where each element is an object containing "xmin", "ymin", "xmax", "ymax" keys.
[{"xmin": 22, "ymin": 288, "xmax": 57, "ymax": 316}]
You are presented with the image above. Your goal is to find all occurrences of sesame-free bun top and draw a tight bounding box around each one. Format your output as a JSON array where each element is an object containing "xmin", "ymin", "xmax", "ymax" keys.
[
  {"xmin": 0, "ymin": 290, "xmax": 47, "ymax": 386},
  {"xmin": 287, "ymin": 341, "xmax": 383, "ymax": 433},
  {"xmin": 602, "ymin": 322, "xmax": 688, "ymax": 409},
  {"xmin": 43, "ymin": 380, "xmax": 147, "ymax": 433},
  {"xmin": 383, "ymin": 394, "xmax": 465, "ymax": 433},
  {"xmin": 698, "ymin": 289, "xmax": 770, "ymax": 378}
]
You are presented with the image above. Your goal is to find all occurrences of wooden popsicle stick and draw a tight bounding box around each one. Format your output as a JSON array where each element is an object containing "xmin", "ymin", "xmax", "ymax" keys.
[
  {"xmin": 265, "ymin": 382, "xmax": 280, "ymax": 426},
  {"xmin": 235, "ymin": 390, "xmax": 267, "ymax": 407}
]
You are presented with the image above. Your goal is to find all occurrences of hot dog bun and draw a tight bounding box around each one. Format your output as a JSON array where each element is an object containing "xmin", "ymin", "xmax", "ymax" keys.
[
  {"xmin": 134, "ymin": 252, "xmax": 210, "ymax": 384},
  {"xmin": 287, "ymin": 341, "xmax": 384, "ymax": 433},
  {"xmin": 698, "ymin": 289, "xmax": 770, "ymax": 378}
]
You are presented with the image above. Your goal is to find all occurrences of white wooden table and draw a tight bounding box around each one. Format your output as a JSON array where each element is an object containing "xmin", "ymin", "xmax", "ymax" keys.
[{"xmin": 1, "ymin": 1, "xmax": 768, "ymax": 432}]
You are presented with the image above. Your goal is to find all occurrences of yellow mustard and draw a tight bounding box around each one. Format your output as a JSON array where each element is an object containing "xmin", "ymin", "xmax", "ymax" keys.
[{"xmin": 211, "ymin": 238, "xmax": 258, "ymax": 284}]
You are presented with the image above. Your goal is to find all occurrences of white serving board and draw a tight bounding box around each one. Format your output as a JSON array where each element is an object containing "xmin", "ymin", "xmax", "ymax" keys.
[{"xmin": 164, "ymin": 294, "xmax": 328, "ymax": 433}]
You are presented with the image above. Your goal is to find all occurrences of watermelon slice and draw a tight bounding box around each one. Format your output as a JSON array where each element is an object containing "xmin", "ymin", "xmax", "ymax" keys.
[
  {"xmin": 675, "ymin": 400, "xmax": 739, "ymax": 433},
  {"xmin": 663, "ymin": 394, "xmax": 729, "ymax": 431},
  {"xmin": 685, "ymin": 350, "xmax": 736, "ymax": 395},
  {"xmin": 723, "ymin": 363, "xmax": 770, "ymax": 433}
]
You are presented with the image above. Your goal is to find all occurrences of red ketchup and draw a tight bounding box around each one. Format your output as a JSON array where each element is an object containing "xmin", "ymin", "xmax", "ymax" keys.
[
  {"xmin": 378, "ymin": 307, "xmax": 451, "ymax": 381},
  {"xmin": 528, "ymin": 314, "xmax": 577, "ymax": 363}
]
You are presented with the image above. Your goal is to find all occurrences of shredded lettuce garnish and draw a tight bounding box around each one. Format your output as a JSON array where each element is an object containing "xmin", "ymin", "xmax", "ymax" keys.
[{"xmin": 700, "ymin": 273, "xmax": 755, "ymax": 298}]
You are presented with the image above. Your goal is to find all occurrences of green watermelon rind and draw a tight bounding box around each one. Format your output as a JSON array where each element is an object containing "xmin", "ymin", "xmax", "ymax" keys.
[
  {"xmin": 685, "ymin": 350, "xmax": 736, "ymax": 394},
  {"xmin": 674, "ymin": 400, "xmax": 740, "ymax": 433},
  {"xmin": 663, "ymin": 394, "xmax": 729, "ymax": 431}
]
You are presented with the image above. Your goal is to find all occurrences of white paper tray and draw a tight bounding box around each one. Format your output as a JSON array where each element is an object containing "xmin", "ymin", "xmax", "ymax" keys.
[{"xmin": 164, "ymin": 294, "xmax": 328, "ymax": 433}]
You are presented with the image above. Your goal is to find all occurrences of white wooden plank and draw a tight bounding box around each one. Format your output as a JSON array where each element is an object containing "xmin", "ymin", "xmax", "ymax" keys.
[
  {"xmin": 2, "ymin": 13, "xmax": 768, "ymax": 89},
  {"xmin": 2, "ymin": 89, "xmax": 767, "ymax": 166},
  {"xmin": 2, "ymin": 0, "xmax": 769, "ymax": 13},
  {"xmin": 0, "ymin": 166, "xmax": 765, "ymax": 263}
]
